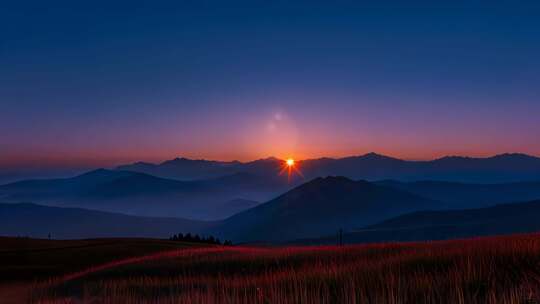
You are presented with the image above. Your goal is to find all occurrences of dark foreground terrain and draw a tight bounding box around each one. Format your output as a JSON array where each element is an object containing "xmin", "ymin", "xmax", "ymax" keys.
[
  {"xmin": 0, "ymin": 237, "xmax": 204, "ymax": 303},
  {"xmin": 3, "ymin": 233, "xmax": 540, "ymax": 303}
]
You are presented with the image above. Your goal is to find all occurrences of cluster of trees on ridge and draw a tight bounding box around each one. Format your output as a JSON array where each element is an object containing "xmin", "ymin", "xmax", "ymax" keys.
[{"xmin": 169, "ymin": 233, "xmax": 232, "ymax": 246}]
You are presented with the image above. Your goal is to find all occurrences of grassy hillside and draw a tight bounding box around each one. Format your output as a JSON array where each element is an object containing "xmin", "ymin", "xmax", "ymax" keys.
[
  {"xmin": 29, "ymin": 233, "xmax": 540, "ymax": 303},
  {"xmin": 0, "ymin": 237, "xmax": 206, "ymax": 282}
]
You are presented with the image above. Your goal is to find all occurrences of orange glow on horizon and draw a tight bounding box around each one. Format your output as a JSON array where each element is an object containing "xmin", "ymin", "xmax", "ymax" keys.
[
  {"xmin": 280, "ymin": 157, "xmax": 303, "ymax": 183},
  {"xmin": 286, "ymin": 158, "xmax": 295, "ymax": 167}
]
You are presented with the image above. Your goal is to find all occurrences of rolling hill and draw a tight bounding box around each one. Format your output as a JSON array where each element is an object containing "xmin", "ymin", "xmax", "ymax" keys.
[
  {"xmin": 0, "ymin": 169, "xmax": 280, "ymax": 220},
  {"xmin": 377, "ymin": 180, "xmax": 540, "ymax": 208},
  {"xmin": 0, "ymin": 203, "xmax": 209, "ymax": 239},
  {"xmin": 209, "ymin": 176, "xmax": 437, "ymax": 242},
  {"xmin": 301, "ymin": 199, "xmax": 540, "ymax": 245}
]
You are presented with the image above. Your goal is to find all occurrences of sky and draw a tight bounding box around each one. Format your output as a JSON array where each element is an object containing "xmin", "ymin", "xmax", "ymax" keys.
[{"xmin": 2, "ymin": 1, "xmax": 540, "ymax": 168}]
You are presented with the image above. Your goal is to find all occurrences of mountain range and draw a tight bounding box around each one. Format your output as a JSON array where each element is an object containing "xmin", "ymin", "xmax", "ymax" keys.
[
  {"xmin": 117, "ymin": 157, "xmax": 291, "ymax": 181},
  {"xmin": 208, "ymin": 177, "xmax": 437, "ymax": 242},
  {"xmin": 117, "ymin": 152, "xmax": 540, "ymax": 183},
  {"xmin": 2, "ymin": 152, "xmax": 540, "ymax": 242},
  {"xmin": 2, "ymin": 176, "xmax": 439, "ymax": 241},
  {"xmin": 3, "ymin": 175, "xmax": 540, "ymax": 242},
  {"xmin": 0, "ymin": 169, "xmax": 281, "ymax": 220}
]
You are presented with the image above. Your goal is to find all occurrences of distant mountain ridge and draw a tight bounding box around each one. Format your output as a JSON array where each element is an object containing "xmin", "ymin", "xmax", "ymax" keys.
[
  {"xmin": 3, "ymin": 175, "xmax": 540, "ymax": 242},
  {"xmin": 0, "ymin": 169, "xmax": 279, "ymax": 220},
  {"xmin": 3, "ymin": 152, "xmax": 539, "ymax": 185},
  {"xmin": 2, "ymin": 152, "xmax": 540, "ymax": 241},
  {"xmin": 117, "ymin": 157, "xmax": 250, "ymax": 180},
  {"xmin": 117, "ymin": 152, "xmax": 540, "ymax": 183}
]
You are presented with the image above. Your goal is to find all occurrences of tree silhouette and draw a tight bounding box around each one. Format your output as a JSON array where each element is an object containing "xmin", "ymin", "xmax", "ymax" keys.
[{"xmin": 169, "ymin": 232, "xmax": 232, "ymax": 246}]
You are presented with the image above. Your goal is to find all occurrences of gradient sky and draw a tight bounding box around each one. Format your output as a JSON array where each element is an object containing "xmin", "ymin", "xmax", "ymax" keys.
[{"xmin": 2, "ymin": 1, "xmax": 540, "ymax": 168}]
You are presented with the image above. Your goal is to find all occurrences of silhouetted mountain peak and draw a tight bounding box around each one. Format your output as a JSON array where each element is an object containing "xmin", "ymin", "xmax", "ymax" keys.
[
  {"xmin": 362, "ymin": 152, "xmax": 391, "ymax": 159},
  {"xmin": 435, "ymin": 153, "xmax": 539, "ymax": 162},
  {"xmin": 490, "ymin": 153, "xmax": 538, "ymax": 160},
  {"xmin": 248, "ymin": 156, "xmax": 282, "ymax": 164},
  {"xmin": 305, "ymin": 176, "xmax": 356, "ymax": 185},
  {"xmin": 214, "ymin": 175, "xmax": 435, "ymax": 242},
  {"xmin": 289, "ymin": 177, "xmax": 375, "ymax": 198},
  {"xmin": 436, "ymin": 155, "xmax": 471, "ymax": 161},
  {"xmin": 160, "ymin": 157, "xmax": 241, "ymax": 167},
  {"xmin": 162, "ymin": 157, "xmax": 198, "ymax": 165},
  {"xmin": 124, "ymin": 161, "xmax": 154, "ymax": 167},
  {"xmin": 80, "ymin": 168, "xmax": 110, "ymax": 175},
  {"xmin": 342, "ymin": 152, "xmax": 403, "ymax": 163}
]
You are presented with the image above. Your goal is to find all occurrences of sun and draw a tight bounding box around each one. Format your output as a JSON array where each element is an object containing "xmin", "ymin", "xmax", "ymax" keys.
[
  {"xmin": 286, "ymin": 158, "xmax": 295, "ymax": 167},
  {"xmin": 279, "ymin": 157, "xmax": 303, "ymax": 183}
]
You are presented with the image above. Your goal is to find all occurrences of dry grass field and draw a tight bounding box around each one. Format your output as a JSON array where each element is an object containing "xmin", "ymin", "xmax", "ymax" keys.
[
  {"xmin": 0, "ymin": 237, "xmax": 204, "ymax": 303},
  {"xmin": 21, "ymin": 233, "xmax": 540, "ymax": 303}
]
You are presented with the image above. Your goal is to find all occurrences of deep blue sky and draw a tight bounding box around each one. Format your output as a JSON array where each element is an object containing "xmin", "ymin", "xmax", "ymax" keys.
[{"xmin": 2, "ymin": 1, "xmax": 540, "ymax": 167}]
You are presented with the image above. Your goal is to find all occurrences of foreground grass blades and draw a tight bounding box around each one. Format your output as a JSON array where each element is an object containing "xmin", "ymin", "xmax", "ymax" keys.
[{"xmin": 31, "ymin": 234, "xmax": 540, "ymax": 303}]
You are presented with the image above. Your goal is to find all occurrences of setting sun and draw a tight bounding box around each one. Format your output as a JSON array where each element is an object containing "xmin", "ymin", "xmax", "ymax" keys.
[
  {"xmin": 280, "ymin": 158, "xmax": 303, "ymax": 183},
  {"xmin": 286, "ymin": 158, "xmax": 295, "ymax": 167}
]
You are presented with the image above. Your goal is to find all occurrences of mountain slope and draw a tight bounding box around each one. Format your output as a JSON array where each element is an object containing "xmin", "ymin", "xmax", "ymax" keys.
[
  {"xmin": 300, "ymin": 199, "xmax": 540, "ymax": 245},
  {"xmin": 0, "ymin": 203, "xmax": 209, "ymax": 239},
  {"xmin": 117, "ymin": 158, "xmax": 242, "ymax": 180},
  {"xmin": 376, "ymin": 180, "xmax": 540, "ymax": 209},
  {"xmin": 209, "ymin": 176, "xmax": 437, "ymax": 242},
  {"xmin": 0, "ymin": 169, "xmax": 282, "ymax": 220},
  {"xmin": 0, "ymin": 169, "xmax": 196, "ymax": 198}
]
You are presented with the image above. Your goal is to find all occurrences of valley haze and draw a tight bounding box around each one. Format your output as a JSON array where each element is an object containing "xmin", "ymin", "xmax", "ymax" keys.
[{"xmin": 3, "ymin": 152, "xmax": 540, "ymax": 243}]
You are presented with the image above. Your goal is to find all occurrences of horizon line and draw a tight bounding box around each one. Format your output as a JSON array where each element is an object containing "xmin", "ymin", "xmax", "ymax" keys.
[
  {"xmin": 114, "ymin": 151, "xmax": 540, "ymax": 167},
  {"xmin": 1, "ymin": 151, "xmax": 539, "ymax": 170}
]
